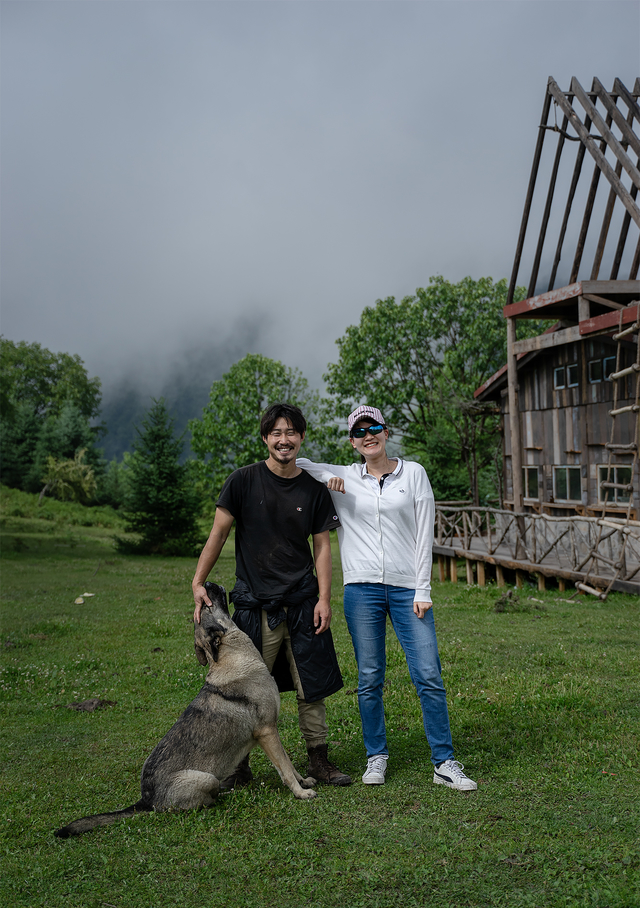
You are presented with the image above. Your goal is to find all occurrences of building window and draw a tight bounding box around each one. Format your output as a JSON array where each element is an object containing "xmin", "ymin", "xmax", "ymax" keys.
[
  {"xmin": 554, "ymin": 466, "xmax": 581, "ymax": 502},
  {"xmin": 522, "ymin": 467, "xmax": 539, "ymax": 500},
  {"xmin": 567, "ymin": 363, "xmax": 579, "ymax": 387},
  {"xmin": 554, "ymin": 367, "xmax": 565, "ymax": 389},
  {"xmin": 599, "ymin": 466, "xmax": 633, "ymax": 504},
  {"xmin": 604, "ymin": 356, "xmax": 616, "ymax": 379},
  {"xmin": 588, "ymin": 359, "xmax": 603, "ymax": 383}
]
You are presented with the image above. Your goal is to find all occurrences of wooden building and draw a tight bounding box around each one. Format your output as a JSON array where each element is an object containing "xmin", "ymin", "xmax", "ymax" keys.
[
  {"xmin": 478, "ymin": 77, "xmax": 640, "ymax": 521},
  {"xmin": 434, "ymin": 78, "xmax": 640, "ymax": 597},
  {"xmin": 475, "ymin": 282, "xmax": 639, "ymax": 519}
]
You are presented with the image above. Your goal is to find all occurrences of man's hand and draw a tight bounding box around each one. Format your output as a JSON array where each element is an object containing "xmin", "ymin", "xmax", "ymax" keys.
[
  {"xmin": 327, "ymin": 477, "xmax": 345, "ymax": 493},
  {"xmin": 314, "ymin": 598, "xmax": 332, "ymax": 634},
  {"xmin": 193, "ymin": 584, "xmax": 212, "ymax": 624},
  {"xmin": 413, "ymin": 601, "xmax": 432, "ymax": 618}
]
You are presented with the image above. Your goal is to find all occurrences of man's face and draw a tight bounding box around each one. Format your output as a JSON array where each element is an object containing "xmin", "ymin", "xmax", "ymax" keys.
[{"xmin": 263, "ymin": 417, "xmax": 304, "ymax": 465}]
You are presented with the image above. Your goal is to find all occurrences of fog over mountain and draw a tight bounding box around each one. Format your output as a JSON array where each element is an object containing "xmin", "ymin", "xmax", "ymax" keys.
[{"xmin": 2, "ymin": 1, "xmax": 638, "ymax": 458}]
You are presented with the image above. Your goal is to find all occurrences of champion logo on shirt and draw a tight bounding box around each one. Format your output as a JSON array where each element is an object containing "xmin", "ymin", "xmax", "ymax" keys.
[
  {"xmin": 399, "ymin": 489, "xmax": 406, "ymax": 493},
  {"xmin": 296, "ymin": 507, "xmax": 303, "ymax": 511},
  {"xmin": 333, "ymin": 515, "xmax": 338, "ymax": 520}
]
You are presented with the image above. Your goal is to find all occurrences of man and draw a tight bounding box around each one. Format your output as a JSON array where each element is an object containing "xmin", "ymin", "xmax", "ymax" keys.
[{"xmin": 192, "ymin": 402, "xmax": 351, "ymax": 787}]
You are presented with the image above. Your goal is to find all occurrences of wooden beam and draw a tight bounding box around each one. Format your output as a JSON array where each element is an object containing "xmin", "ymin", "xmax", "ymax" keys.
[
  {"xmin": 466, "ymin": 559, "xmax": 474, "ymax": 585},
  {"xmin": 528, "ymin": 110, "xmax": 570, "ymax": 299},
  {"xmin": 613, "ymin": 78, "xmax": 640, "ymax": 127},
  {"xmin": 538, "ymin": 573, "xmax": 546, "ymax": 591},
  {"xmin": 450, "ymin": 557, "xmax": 458, "ymax": 584},
  {"xmin": 438, "ymin": 554, "xmax": 446, "ymax": 583},
  {"xmin": 515, "ymin": 570, "xmax": 525, "ymax": 589},
  {"xmin": 548, "ymin": 79, "xmax": 640, "ymax": 229},
  {"xmin": 496, "ymin": 564, "xmax": 505, "ymax": 588},
  {"xmin": 549, "ymin": 134, "xmax": 589, "ymax": 290},
  {"xmin": 507, "ymin": 317, "xmax": 524, "ymax": 514},
  {"xmin": 579, "ymin": 303, "xmax": 639, "ymax": 336},
  {"xmin": 512, "ymin": 325, "xmax": 582, "ymax": 355},
  {"xmin": 504, "ymin": 282, "xmax": 582, "ymax": 319},
  {"xmin": 477, "ymin": 561, "xmax": 486, "ymax": 587},
  {"xmin": 507, "ymin": 87, "xmax": 553, "ymax": 307},
  {"xmin": 573, "ymin": 78, "xmax": 640, "ymax": 188},
  {"xmin": 593, "ymin": 78, "xmax": 640, "ymax": 157},
  {"xmin": 581, "ymin": 293, "xmax": 625, "ymax": 310}
]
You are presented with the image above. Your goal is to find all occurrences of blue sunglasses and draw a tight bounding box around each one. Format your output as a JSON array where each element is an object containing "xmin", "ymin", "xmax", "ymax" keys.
[{"xmin": 351, "ymin": 423, "xmax": 385, "ymax": 439}]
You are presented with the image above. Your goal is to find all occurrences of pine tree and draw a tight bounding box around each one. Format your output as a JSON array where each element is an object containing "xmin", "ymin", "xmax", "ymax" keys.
[{"xmin": 118, "ymin": 399, "xmax": 203, "ymax": 555}]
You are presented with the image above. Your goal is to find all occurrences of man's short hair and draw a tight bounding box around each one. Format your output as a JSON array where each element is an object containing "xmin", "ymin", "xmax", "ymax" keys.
[{"xmin": 260, "ymin": 403, "xmax": 307, "ymax": 438}]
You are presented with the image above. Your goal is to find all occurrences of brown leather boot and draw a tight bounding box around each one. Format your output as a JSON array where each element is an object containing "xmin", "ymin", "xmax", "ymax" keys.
[
  {"xmin": 306, "ymin": 744, "xmax": 352, "ymax": 786},
  {"xmin": 220, "ymin": 754, "xmax": 253, "ymax": 791}
]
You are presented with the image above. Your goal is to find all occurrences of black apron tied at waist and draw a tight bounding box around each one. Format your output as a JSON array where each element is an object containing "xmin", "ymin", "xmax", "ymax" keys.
[
  {"xmin": 228, "ymin": 573, "xmax": 342, "ymax": 703},
  {"xmin": 229, "ymin": 574, "xmax": 320, "ymax": 630}
]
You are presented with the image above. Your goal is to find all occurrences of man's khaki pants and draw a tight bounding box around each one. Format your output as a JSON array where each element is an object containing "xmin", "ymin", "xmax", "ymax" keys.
[{"xmin": 260, "ymin": 608, "xmax": 327, "ymax": 748}]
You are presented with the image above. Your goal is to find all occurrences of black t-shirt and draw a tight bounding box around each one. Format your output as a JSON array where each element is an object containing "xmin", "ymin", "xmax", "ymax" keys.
[{"xmin": 216, "ymin": 461, "xmax": 340, "ymax": 599}]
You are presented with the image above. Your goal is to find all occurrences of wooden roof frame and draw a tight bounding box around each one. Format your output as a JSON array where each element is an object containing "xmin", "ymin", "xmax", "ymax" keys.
[{"xmin": 506, "ymin": 76, "xmax": 640, "ymax": 306}]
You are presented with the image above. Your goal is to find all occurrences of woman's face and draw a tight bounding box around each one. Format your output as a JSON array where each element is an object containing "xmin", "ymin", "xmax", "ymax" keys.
[{"xmin": 349, "ymin": 419, "xmax": 389, "ymax": 458}]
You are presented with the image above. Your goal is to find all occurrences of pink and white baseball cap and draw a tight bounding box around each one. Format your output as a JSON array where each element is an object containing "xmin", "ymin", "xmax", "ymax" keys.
[{"xmin": 347, "ymin": 405, "xmax": 386, "ymax": 433}]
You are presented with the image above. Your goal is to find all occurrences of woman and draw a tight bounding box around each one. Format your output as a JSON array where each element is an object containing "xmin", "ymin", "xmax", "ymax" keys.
[{"xmin": 298, "ymin": 405, "xmax": 476, "ymax": 791}]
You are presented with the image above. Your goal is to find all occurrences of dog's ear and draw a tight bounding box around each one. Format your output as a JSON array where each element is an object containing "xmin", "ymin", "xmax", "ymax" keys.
[
  {"xmin": 194, "ymin": 638, "xmax": 208, "ymax": 666},
  {"xmin": 207, "ymin": 628, "xmax": 224, "ymax": 663},
  {"xmin": 194, "ymin": 616, "xmax": 226, "ymax": 665}
]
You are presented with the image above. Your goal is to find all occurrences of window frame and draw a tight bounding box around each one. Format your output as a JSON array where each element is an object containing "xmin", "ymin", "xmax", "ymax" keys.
[
  {"xmin": 598, "ymin": 465, "xmax": 633, "ymax": 504},
  {"xmin": 522, "ymin": 466, "xmax": 539, "ymax": 500},
  {"xmin": 553, "ymin": 366, "xmax": 566, "ymax": 390},
  {"xmin": 588, "ymin": 359, "xmax": 603, "ymax": 383},
  {"xmin": 553, "ymin": 465, "xmax": 582, "ymax": 502},
  {"xmin": 567, "ymin": 363, "xmax": 579, "ymax": 387}
]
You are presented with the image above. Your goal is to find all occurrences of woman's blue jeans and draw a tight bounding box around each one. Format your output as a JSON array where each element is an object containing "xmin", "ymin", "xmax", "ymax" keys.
[{"xmin": 343, "ymin": 583, "xmax": 454, "ymax": 766}]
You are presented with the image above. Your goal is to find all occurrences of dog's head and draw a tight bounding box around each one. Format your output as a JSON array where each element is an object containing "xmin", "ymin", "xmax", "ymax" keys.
[{"xmin": 194, "ymin": 582, "xmax": 231, "ymax": 666}]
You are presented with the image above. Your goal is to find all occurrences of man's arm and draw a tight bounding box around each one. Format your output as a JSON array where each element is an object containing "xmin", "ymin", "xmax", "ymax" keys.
[
  {"xmin": 192, "ymin": 507, "xmax": 235, "ymax": 623},
  {"xmin": 312, "ymin": 530, "xmax": 332, "ymax": 635}
]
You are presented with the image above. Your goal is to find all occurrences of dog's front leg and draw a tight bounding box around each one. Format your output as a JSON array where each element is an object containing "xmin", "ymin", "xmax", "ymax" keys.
[{"xmin": 254, "ymin": 728, "xmax": 317, "ymax": 800}]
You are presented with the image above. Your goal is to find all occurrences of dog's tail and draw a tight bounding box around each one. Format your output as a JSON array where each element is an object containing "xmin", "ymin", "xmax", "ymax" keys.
[{"xmin": 54, "ymin": 799, "xmax": 152, "ymax": 838}]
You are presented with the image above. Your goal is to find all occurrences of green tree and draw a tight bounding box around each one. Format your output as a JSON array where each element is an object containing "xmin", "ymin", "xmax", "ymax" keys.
[
  {"xmin": 189, "ymin": 353, "xmax": 350, "ymax": 498},
  {"xmin": 40, "ymin": 449, "xmax": 97, "ymax": 505},
  {"xmin": 0, "ymin": 337, "xmax": 101, "ymax": 422},
  {"xmin": 324, "ymin": 276, "xmax": 544, "ymax": 505},
  {"xmin": 118, "ymin": 399, "xmax": 203, "ymax": 555},
  {"xmin": 0, "ymin": 339, "xmax": 103, "ymax": 493}
]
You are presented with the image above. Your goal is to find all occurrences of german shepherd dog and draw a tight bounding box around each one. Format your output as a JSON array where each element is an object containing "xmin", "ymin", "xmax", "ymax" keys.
[{"xmin": 55, "ymin": 582, "xmax": 316, "ymax": 837}]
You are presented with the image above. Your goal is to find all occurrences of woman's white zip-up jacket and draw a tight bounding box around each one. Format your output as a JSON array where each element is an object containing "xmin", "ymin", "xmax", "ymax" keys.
[{"xmin": 297, "ymin": 458, "xmax": 435, "ymax": 603}]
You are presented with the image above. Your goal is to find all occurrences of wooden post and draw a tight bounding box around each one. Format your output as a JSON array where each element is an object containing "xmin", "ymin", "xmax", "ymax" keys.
[
  {"xmin": 516, "ymin": 570, "xmax": 525, "ymax": 589},
  {"xmin": 537, "ymin": 572, "xmax": 546, "ymax": 591},
  {"xmin": 477, "ymin": 561, "xmax": 486, "ymax": 587},
  {"xmin": 450, "ymin": 558, "xmax": 458, "ymax": 583},
  {"xmin": 558, "ymin": 577, "xmax": 566, "ymax": 591},
  {"xmin": 466, "ymin": 559, "xmax": 474, "ymax": 585},
  {"xmin": 496, "ymin": 564, "xmax": 505, "ymax": 587},
  {"xmin": 438, "ymin": 555, "xmax": 446, "ymax": 583},
  {"xmin": 507, "ymin": 316, "xmax": 524, "ymax": 514}
]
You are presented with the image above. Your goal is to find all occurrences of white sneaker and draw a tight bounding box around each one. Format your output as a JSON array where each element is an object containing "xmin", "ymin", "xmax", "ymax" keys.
[
  {"xmin": 362, "ymin": 754, "xmax": 388, "ymax": 785},
  {"xmin": 433, "ymin": 759, "xmax": 477, "ymax": 791}
]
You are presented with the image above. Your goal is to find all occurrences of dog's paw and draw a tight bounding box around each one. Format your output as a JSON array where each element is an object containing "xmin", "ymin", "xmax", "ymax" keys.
[
  {"xmin": 300, "ymin": 776, "xmax": 317, "ymax": 789},
  {"xmin": 295, "ymin": 788, "xmax": 317, "ymax": 800}
]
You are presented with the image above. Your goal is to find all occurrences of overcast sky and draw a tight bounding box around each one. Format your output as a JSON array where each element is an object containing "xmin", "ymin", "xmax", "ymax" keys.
[{"xmin": 2, "ymin": 0, "xmax": 639, "ymax": 403}]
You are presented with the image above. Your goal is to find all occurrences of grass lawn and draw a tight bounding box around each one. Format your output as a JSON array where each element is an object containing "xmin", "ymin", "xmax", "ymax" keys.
[{"xmin": 1, "ymin": 492, "xmax": 639, "ymax": 907}]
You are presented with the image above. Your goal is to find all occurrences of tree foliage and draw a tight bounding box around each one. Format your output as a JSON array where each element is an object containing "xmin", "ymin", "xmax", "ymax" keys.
[
  {"xmin": 189, "ymin": 353, "xmax": 350, "ymax": 498},
  {"xmin": 40, "ymin": 449, "xmax": 97, "ymax": 505},
  {"xmin": 324, "ymin": 276, "xmax": 544, "ymax": 504},
  {"xmin": 0, "ymin": 337, "xmax": 101, "ymax": 422},
  {"xmin": 118, "ymin": 399, "xmax": 203, "ymax": 555},
  {"xmin": 0, "ymin": 339, "xmax": 103, "ymax": 494}
]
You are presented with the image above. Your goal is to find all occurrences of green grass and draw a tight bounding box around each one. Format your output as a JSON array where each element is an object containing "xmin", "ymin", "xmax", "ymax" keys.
[{"xmin": 1, "ymin": 497, "xmax": 639, "ymax": 908}]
